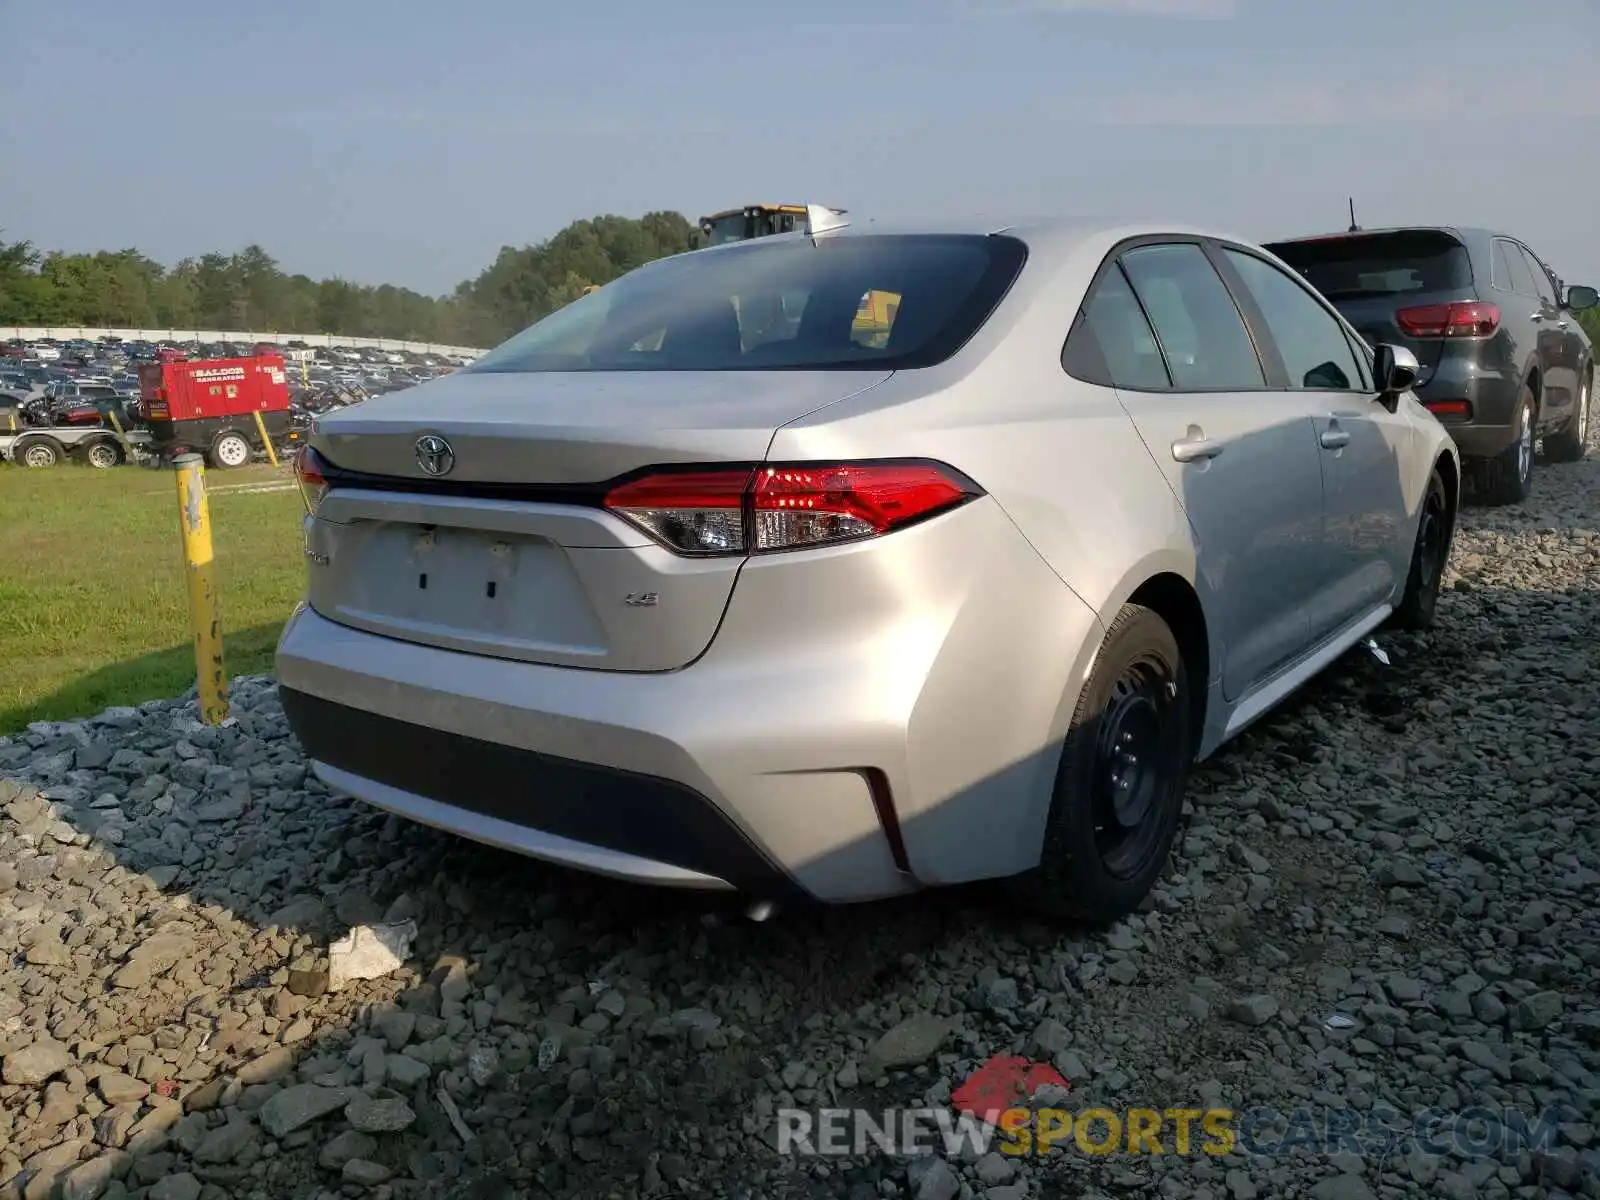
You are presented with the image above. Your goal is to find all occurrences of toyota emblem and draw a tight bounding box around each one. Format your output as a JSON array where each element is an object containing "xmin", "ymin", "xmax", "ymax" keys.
[{"xmin": 415, "ymin": 434, "xmax": 455, "ymax": 477}]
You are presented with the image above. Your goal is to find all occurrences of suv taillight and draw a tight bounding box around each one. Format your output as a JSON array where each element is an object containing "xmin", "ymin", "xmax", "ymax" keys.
[
  {"xmin": 603, "ymin": 461, "xmax": 982, "ymax": 556},
  {"xmin": 294, "ymin": 445, "xmax": 330, "ymax": 515},
  {"xmin": 1395, "ymin": 301, "xmax": 1500, "ymax": 339}
]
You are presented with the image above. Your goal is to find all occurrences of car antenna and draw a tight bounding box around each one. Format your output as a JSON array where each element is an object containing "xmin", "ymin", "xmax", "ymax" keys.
[{"xmin": 1347, "ymin": 197, "xmax": 1360, "ymax": 233}]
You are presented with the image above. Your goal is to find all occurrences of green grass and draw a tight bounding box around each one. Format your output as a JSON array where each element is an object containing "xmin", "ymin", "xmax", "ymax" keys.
[{"xmin": 0, "ymin": 462, "xmax": 307, "ymax": 733}]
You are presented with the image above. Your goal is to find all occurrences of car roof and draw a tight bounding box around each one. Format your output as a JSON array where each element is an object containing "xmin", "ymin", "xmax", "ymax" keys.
[
  {"xmin": 688, "ymin": 214, "xmax": 1274, "ymax": 259},
  {"xmin": 1265, "ymin": 225, "xmax": 1505, "ymax": 245}
]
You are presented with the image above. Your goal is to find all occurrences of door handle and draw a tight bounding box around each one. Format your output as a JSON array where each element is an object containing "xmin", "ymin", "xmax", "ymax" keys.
[
  {"xmin": 1320, "ymin": 428, "xmax": 1351, "ymax": 450},
  {"xmin": 1171, "ymin": 435, "xmax": 1223, "ymax": 463}
]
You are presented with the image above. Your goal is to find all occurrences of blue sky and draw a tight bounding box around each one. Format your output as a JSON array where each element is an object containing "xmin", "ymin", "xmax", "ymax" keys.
[{"xmin": 3, "ymin": 0, "xmax": 1597, "ymax": 296}]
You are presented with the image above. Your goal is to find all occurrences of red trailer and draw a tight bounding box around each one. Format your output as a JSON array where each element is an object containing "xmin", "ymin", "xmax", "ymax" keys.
[{"xmin": 138, "ymin": 355, "xmax": 293, "ymax": 469}]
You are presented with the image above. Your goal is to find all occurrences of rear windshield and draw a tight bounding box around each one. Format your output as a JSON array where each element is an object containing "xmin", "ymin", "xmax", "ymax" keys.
[
  {"xmin": 1264, "ymin": 231, "xmax": 1473, "ymax": 300},
  {"xmin": 467, "ymin": 234, "xmax": 1028, "ymax": 373}
]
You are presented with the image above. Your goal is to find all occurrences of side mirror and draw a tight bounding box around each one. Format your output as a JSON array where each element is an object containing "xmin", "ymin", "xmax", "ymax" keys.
[
  {"xmin": 1373, "ymin": 343, "xmax": 1420, "ymax": 396},
  {"xmin": 1564, "ymin": 284, "xmax": 1598, "ymax": 312}
]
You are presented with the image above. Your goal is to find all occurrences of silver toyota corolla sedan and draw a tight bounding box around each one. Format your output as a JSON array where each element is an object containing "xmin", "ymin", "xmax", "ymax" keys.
[{"xmin": 277, "ymin": 217, "xmax": 1459, "ymax": 923}]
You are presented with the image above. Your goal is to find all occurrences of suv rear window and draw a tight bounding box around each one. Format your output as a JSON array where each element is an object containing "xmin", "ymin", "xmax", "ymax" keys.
[
  {"xmin": 467, "ymin": 234, "xmax": 1027, "ymax": 373},
  {"xmin": 1264, "ymin": 231, "xmax": 1473, "ymax": 300}
]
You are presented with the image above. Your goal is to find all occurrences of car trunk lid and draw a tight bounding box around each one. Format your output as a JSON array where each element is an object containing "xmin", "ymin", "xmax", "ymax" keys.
[
  {"xmin": 303, "ymin": 368, "xmax": 894, "ymax": 671},
  {"xmin": 313, "ymin": 369, "xmax": 892, "ymax": 482}
]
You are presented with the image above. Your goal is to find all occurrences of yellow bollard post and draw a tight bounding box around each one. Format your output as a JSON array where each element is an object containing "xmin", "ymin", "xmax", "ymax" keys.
[
  {"xmin": 172, "ymin": 454, "xmax": 230, "ymax": 725},
  {"xmin": 251, "ymin": 410, "xmax": 280, "ymax": 467}
]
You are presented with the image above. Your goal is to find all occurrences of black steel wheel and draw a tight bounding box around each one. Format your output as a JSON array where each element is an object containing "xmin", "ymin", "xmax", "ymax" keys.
[
  {"xmin": 1390, "ymin": 466, "xmax": 1452, "ymax": 631},
  {"xmin": 1008, "ymin": 603, "xmax": 1192, "ymax": 923},
  {"xmin": 1091, "ymin": 654, "xmax": 1181, "ymax": 879}
]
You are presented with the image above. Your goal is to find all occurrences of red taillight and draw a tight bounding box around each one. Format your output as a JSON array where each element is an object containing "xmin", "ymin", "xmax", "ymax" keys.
[
  {"xmin": 1422, "ymin": 399, "xmax": 1472, "ymax": 418},
  {"xmin": 750, "ymin": 463, "xmax": 973, "ymax": 550},
  {"xmin": 1394, "ymin": 301, "xmax": 1500, "ymax": 339},
  {"xmin": 603, "ymin": 460, "xmax": 980, "ymax": 556},
  {"xmin": 294, "ymin": 444, "xmax": 330, "ymax": 514}
]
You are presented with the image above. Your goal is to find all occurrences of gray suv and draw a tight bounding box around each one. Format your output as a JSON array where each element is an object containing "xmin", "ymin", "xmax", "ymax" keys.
[{"xmin": 1264, "ymin": 227, "xmax": 1596, "ymax": 504}]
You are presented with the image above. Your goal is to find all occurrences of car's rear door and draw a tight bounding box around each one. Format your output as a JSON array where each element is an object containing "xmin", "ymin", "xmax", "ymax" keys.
[
  {"xmin": 1217, "ymin": 244, "xmax": 1414, "ymax": 643},
  {"xmin": 1494, "ymin": 237, "xmax": 1550, "ymax": 397},
  {"xmin": 1515, "ymin": 242, "xmax": 1582, "ymax": 423},
  {"xmin": 1071, "ymin": 239, "xmax": 1327, "ymax": 702}
]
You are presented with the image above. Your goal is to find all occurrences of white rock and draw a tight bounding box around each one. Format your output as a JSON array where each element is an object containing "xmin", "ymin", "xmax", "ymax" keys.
[{"xmin": 327, "ymin": 921, "xmax": 418, "ymax": 991}]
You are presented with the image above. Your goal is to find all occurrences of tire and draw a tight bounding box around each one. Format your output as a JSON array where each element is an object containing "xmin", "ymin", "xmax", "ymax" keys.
[
  {"xmin": 82, "ymin": 440, "xmax": 123, "ymax": 470},
  {"xmin": 1544, "ymin": 369, "xmax": 1591, "ymax": 463},
  {"xmin": 1006, "ymin": 604, "xmax": 1193, "ymax": 924},
  {"xmin": 16, "ymin": 438, "xmax": 63, "ymax": 469},
  {"xmin": 1389, "ymin": 465, "xmax": 1452, "ymax": 632},
  {"xmin": 209, "ymin": 432, "xmax": 252, "ymax": 470},
  {"xmin": 1477, "ymin": 385, "xmax": 1536, "ymax": 506}
]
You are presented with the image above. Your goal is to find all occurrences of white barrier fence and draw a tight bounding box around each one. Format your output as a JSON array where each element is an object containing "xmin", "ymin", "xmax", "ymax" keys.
[{"xmin": 3, "ymin": 327, "xmax": 487, "ymax": 358}]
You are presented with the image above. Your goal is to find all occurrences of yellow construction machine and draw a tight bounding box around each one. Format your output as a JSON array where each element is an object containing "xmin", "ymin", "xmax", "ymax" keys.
[{"xmin": 698, "ymin": 203, "xmax": 815, "ymax": 246}]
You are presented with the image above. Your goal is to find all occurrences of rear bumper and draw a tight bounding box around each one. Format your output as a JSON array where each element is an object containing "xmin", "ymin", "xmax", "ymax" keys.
[
  {"xmin": 1415, "ymin": 359, "xmax": 1522, "ymax": 459},
  {"xmin": 280, "ymin": 685, "xmax": 798, "ymax": 896},
  {"xmin": 275, "ymin": 497, "xmax": 1102, "ymax": 902}
]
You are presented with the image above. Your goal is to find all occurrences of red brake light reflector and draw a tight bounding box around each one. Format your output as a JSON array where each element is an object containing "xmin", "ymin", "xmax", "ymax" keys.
[
  {"xmin": 294, "ymin": 444, "xmax": 331, "ymax": 514},
  {"xmin": 1422, "ymin": 399, "xmax": 1472, "ymax": 418},
  {"xmin": 603, "ymin": 461, "xmax": 979, "ymax": 556},
  {"xmin": 1394, "ymin": 301, "xmax": 1499, "ymax": 339}
]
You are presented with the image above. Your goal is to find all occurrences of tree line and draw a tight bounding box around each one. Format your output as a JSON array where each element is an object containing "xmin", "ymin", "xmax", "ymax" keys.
[
  {"xmin": 6, "ymin": 216, "xmax": 1599, "ymax": 351},
  {"xmin": 0, "ymin": 211, "xmax": 703, "ymax": 347}
]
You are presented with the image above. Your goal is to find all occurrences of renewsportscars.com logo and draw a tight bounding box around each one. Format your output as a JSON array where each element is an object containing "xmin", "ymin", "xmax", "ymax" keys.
[
  {"xmin": 774, "ymin": 1055, "xmax": 1575, "ymax": 1162},
  {"xmin": 779, "ymin": 1105, "xmax": 1237, "ymax": 1158}
]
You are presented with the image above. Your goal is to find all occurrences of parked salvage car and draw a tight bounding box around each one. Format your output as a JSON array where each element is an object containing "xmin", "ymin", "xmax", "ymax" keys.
[
  {"xmin": 1263, "ymin": 226, "xmax": 1596, "ymax": 504},
  {"xmin": 277, "ymin": 217, "xmax": 1460, "ymax": 922}
]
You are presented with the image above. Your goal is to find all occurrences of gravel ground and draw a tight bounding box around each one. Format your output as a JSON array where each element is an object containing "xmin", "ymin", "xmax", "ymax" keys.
[{"xmin": 2, "ymin": 435, "xmax": 1597, "ymax": 1200}]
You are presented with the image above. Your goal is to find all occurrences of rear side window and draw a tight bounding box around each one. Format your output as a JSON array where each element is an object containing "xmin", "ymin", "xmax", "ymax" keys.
[
  {"xmin": 1119, "ymin": 243, "xmax": 1266, "ymax": 390},
  {"xmin": 1063, "ymin": 265, "xmax": 1172, "ymax": 389},
  {"xmin": 1223, "ymin": 249, "xmax": 1363, "ymax": 391},
  {"xmin": 1266, "ymin": 231, "xmax": 1473, "ymax": 299},
  {"xmin": 1496, "ymin": 239, "xmax": 1540, "ymax": 297},
  {"xmin": 1491, "ymin": 240, "xmax": 1519, "ymax": 292},
  {"xmin": 467, "ymin": 234, "xmax": 1027, "ymax": 373},
  {"xmin": 1518, "ymin": 246, "xmax": 1558, "ymax": 305}
]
